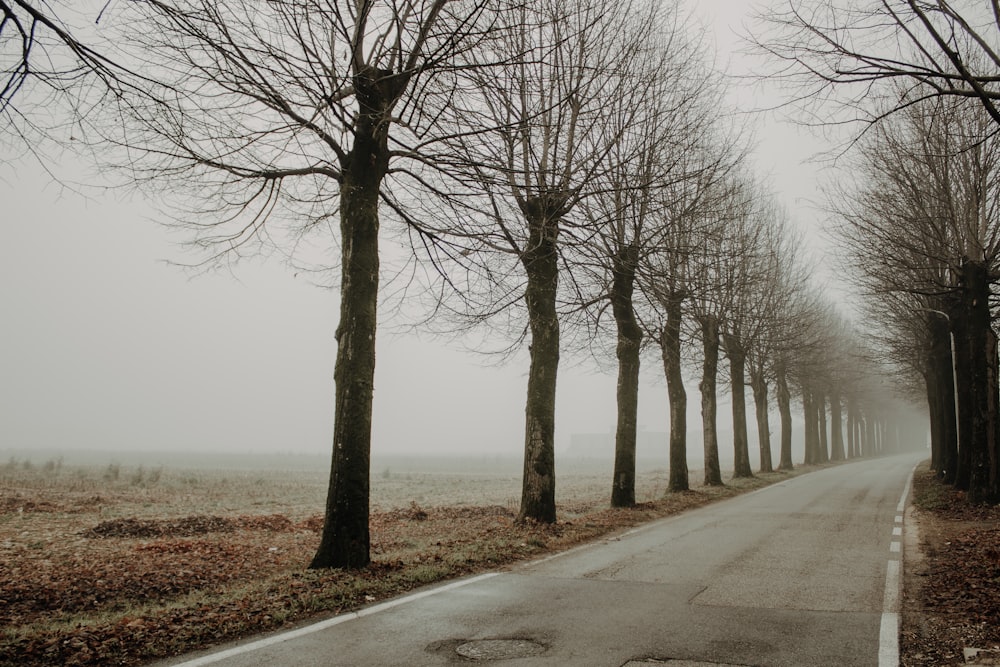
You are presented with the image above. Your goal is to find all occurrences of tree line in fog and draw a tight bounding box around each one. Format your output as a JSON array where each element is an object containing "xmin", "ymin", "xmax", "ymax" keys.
[{"xmin": 5, "ymin": 0, "xmax": 996, "ymax": 571}]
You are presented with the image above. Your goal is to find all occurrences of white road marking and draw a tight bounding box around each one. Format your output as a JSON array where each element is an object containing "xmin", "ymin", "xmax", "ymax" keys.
[
  {"xmin": 879, "ymin": 560, "xmax": 901, "ymax": 666},
  {"xmin": 879, "ymin": 612, "xmax": 900, "ymax": 667},
  {"xmin": 880, "ymin": 463, "xmax": 918, "ymax": 667},
  {"xmin": 169, "ymin": 572, "xmax": 500, "ymax": 667},
  {"xmin": 883, "ymin": 560, "xmax": 900, "ymax": 612},
  {"xmin": 896, "ymin": 471, "xmax": 914, "ymax": 513}
]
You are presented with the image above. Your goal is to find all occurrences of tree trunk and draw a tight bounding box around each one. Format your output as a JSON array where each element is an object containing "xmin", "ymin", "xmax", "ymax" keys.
[
  {"xmin": 989, "ymin": 329, "xmax": 1000, "ymax": 502},
  {"xmin": 858, "ymin": 413, "xmax": 867, "ymax": 457},
  {"xmin": 854, "ymin": 407, "xmax": 864, "ymax": 457},
  {"xmin": 310, "ymin": 106, "xmax": 388, "ymax": 569},
  {"xmin": 830, "ymin": 390, "xmax": 845, "ymax": 461},
  {"xmin": 951, "ymin": 290, "xmax": 973, "ymax": 490},
  {"xmin": 865, "ymin": 415, "xmax": 876, "ymax": 458},
  {"xmin": 775, "ymin": 361, "xmax": 794, "ymax": 471},
  {"xmin": 846, "ymin": 401, "xmax": 856, "ymax": 459},
  {"xmin": 937, "ymin": 337, "xmax": 959, "ymax": 483},
  {"xmin": 925, "ymin": 360, "xmax": 943, "ymax": 476},
  {"xmin": 518, "ymin": 207, "xmax": 560, "ymax": 523},
  {"xmin": 817, "ymin": 393, "xmax": 829, "ymax": 463},
  {"xmin": 802, "ymin": 388, "xmax": 814, "ymax": 464},
  {"xmin": 960, "ymin": 260, "xmax": 996, "ymax": 503},
  {"xmin": 750, "ymin": 371, "xmax": 773, "ymax": 473},
  {"xmin": 611, "ymin": 246, "xmax": 641, "ymax": 508},
  {"xmin": 725, "ymin": 334, "xmax": 753, "ymax": 478},
  {"xmin": 663, "ymin": 294, "xmax": 688, "ymax": 492},
  {"xmin": 924, "ymin": 306, "xmax": 958, "ymax": 481},
  {"xmin": 699, "ymin": 315, "xmax": 724, "ymax": 485}
]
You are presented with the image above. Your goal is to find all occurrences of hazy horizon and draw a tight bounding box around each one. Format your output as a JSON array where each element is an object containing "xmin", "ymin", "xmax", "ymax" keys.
[{"xmin": 1, "ymin": 0, "xmax": 891, "ymax": 479}]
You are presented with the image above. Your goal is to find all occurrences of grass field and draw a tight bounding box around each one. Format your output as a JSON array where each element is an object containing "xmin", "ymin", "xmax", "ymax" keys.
[{"xmin": 0, "ymin": 453, "xmax": 808, "ymax": 666}]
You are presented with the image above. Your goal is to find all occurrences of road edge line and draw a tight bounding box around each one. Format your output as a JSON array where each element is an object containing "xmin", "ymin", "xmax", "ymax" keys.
[
  {"xmin": 168, "ymin": 572, "xmax": 500, "ymax": 667},
  {"xmin": 880, "ymin": 462, "xmax": 919, "ymax": 667}
]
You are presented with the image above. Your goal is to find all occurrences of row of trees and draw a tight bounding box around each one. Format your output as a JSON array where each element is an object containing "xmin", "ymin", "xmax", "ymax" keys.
[
  {"xmin": 754, "ymin": 0, "xmax": 1000, "ymax": 504},
  {"xmin": 833, "ymin": 98, "xmax": 1000, "ymax": 503},
  {"xmin": 4, "ymin": 0, "xmax": 920, "ymax": 571}
]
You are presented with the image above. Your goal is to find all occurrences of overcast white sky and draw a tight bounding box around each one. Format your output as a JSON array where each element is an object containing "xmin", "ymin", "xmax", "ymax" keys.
[{"xmin": 0, "ymin": 1, "xmax": 832, "ymax": 466}]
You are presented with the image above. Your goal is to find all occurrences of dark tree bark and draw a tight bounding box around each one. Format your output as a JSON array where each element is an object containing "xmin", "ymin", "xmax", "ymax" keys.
[
  {"xmin": 817, "ymin": 393, "xmax": 829, "ymax": 463},
  {"xmin": 923, "ymin": 307, "xmax": 959, "ymax": 480},
  {"xmin": 802, "ymin": 388, "xmax": 814, "ymax": 464},
  {"xmin": 959, "ymin": 260, "xmax": 998, "ymax": 503},
  {"xmin": 775, "ymin": 361, "xmax": 794, "ymax": 470},
  {"xmin": 699, "ymin": 315, "xmax": 724, "ymax": 485},
  {"xmin": 518, "ymin": 204, "xmax": 561, "ymax": 523},
  {"xmin": 858, "ymin": 413, "xmax": 867, "ymax": 456},
  {"xmin": 855, "ymin": 409, "xmax": 865, "ymax": 457},
  {"xmin": 933, "ymin": 324, "xmax": 959, "ymax": 482},
  {"xmin": 925, "ymin": 364, "xmax": 943, "ymax": 474},
  {"xmin": 611, "ymin": 244, "xmax": 642, "ymax": 507},
  {"xmin": 830, "ymin": 390, "xmax": 845, "ymax": 461},
  {"xmin": 989, "ymin": 329, "xmax": 1000, "ymax": 502},
  {"xmin": 663, "ymin": 293, "xmax": 688, "ymax": 492},
  {"xmin": 951, "ymin": 289, "xmax": 973, "ymax": 491},
  {"xmin": 750, "ymin": 371, "xmax": 773, "ymax": 473},
  {"xmin": 725, "ymin": 334, "xmax": 753, "ymax": 478},
  {"xmin": 311, "ymin": 70, "xmax": 399, "ymax": 568}
]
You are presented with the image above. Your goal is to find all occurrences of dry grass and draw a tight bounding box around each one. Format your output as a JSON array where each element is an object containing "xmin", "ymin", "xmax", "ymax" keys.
[{"xmin": 0, "ymin": 456, "xmax": 817, "ymax": 666}]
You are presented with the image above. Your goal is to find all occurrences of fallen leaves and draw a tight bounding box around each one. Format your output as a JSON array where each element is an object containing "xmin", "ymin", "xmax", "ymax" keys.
[{"xmin": 902, "ymin": 466, "xmax": 1000, "ymax": 666}]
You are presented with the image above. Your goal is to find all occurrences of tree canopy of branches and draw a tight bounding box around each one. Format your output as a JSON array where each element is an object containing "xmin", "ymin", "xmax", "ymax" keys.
[
  {"xmin": 114, "ymin": 0, "xmax": 510, "ymax": 568},
  {"xmin": 755, "ymin": 1, "xmax": 1000, "ymax": 129},
  {"xmin": 417, "ymin": 0, "xmax": 665, "ymax": 522},
  {"xmin": 0, "ymin": 0, "xmax": 153, "ymax": 156},
  {"xmin": 563, "ymin": 12, "xmax": 738, "ymax": 503}
]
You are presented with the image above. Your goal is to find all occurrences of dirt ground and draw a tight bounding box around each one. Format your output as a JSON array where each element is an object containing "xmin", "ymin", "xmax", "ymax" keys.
[{"xmin": 902, "ymin": 464, "xmax": 1000, "ymax": 666}]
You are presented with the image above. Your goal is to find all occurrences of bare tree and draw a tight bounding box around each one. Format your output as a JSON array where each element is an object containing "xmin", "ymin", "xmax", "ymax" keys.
[
  {"xmin": 422, "ymin": 0, "xmax": 654, "ymax": 522},
  {"xmin": 743, "ymin": 204, "xmax": 803, "ymax": 474},
  {"xmin": 716, "ymin": 184, "xmax": 782, "ymax": 479},
  {"xmin": 755, "ymin": 1, "xmax": 1000, "ymax": 129},
  {"xmin": 564, "ymin": 8, "xmax": 724, "ymax": 506},
  {"xmin": 686, "ymin": 179, "xmax": 753, "ymax": 484},
  {"xmin": 115, "ymin": 0, "xmax": 508, "ymax": 568},
  {"xmin": 640, "ymin": 158, "xmax": 740, "ymax": 492}
]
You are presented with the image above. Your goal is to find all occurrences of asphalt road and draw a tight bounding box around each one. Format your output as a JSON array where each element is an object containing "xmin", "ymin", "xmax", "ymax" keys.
[{"xmin": 158, "ymin": 453, "xmax": 922, "ymax": 667}]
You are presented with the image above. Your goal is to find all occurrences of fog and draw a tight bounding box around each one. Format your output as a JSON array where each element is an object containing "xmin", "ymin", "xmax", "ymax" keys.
[{"xmin": 0, "ymin": 1, "xmax": 835, "ymax": 470}]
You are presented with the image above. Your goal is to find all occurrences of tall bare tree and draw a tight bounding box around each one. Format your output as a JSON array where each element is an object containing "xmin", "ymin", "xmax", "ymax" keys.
[
  {"xmin": 717, "ymin": 184, "xmax": 782, "ymax": 479},
  {"xmin": 566, "ymin": 7, "xmax": 725, "ymax": 505},
  {"xmin": 686, "ymin": 178, "xmax": 753, "ymax": 484},
  {"xmin": 641, "ymin": 158, "xmax": 739, "ymax": 492},
  {"xmin": 743, "ymin": 204, "xmax": 803, "ymax": 474},
  {"xmin": 115, "ymin": 0, "xmax": 508, "ymax": 568},
  {"xmin": 423, "ymin": 0, "xmax": 655, "ymax": 522}
]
